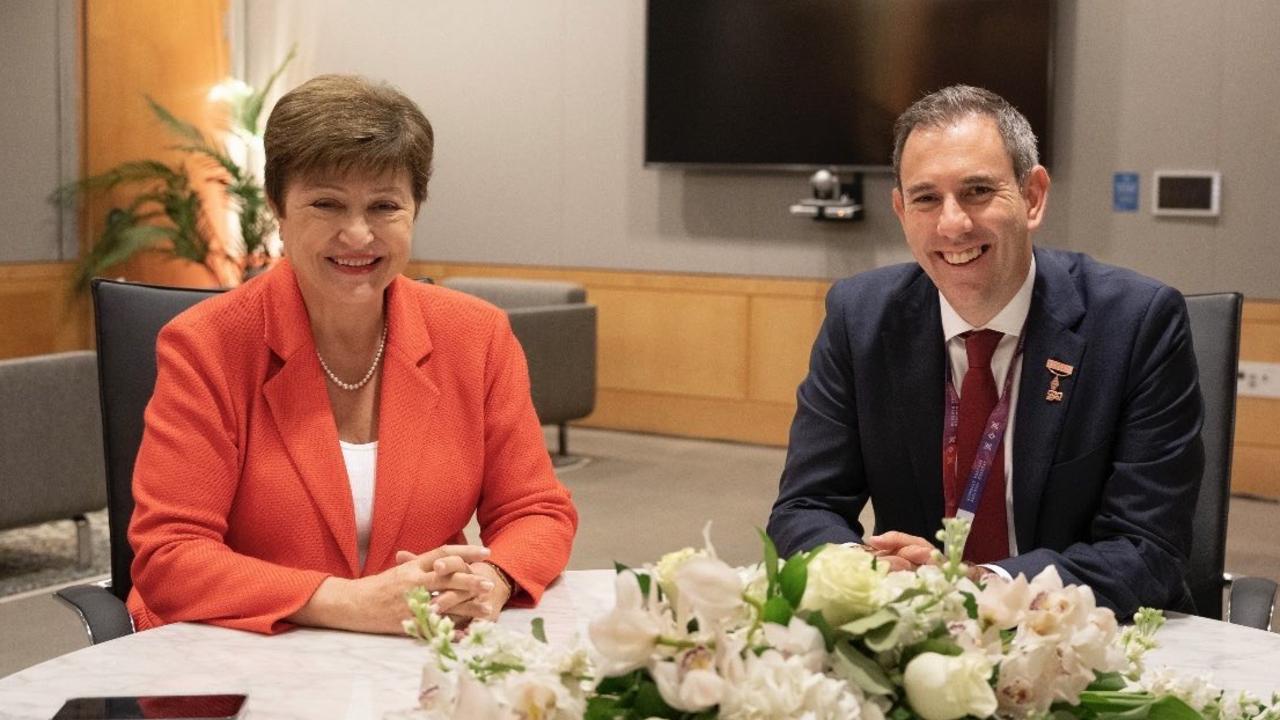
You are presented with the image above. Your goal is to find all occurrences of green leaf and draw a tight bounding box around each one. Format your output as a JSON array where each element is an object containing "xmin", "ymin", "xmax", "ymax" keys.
[
  {"xmin": 961, "ymin": 591, "xmax": 979, "ymax": 620},
  {"xmin": 779, "ymin": 551, "xmax": 813, "ymax": 607},
  {"xmin": 839, "ymin": 608, "xmax": 897, "ymax": 636},
  {"xmin": 634, "ymin": 676, "xmax": 680, "ymax": 718},
  {"xmin": 889, "ymin": 587, "xmax": 931, "ymax": 604},
  {"xmin": 830, "ymin": 640, "xmax": 895, "ymax": 695},
  {"xmin": 1088, "ymin": 672, "xmax": 1128, "ymax": 692},
  {"xmin": 531, "ymin": 617, "xmax": 547, "ymax": 644},
  {"xmin": 240, "ymin": 44, "xmax": 296, "ymax": 134},
  {"xmin": 584, "ymin": 695, "xmax": 626, "ymax": 720},
  {"xmin": 613, "ymin": 561, "xmax": 631, "ymax": 574},
  {"xmin": 864, "ymin": 616, "xmax": 905, "ymax": 653},
  {"xmin": 888, "ymin": 706, "xmax": 914, "ymax": 720},
  {"xmin": 74, "ymin": 223, "xmax": 173, "ymax": 291},
  {"xmin": 803, "ymin": 609, "xmax": 837, "ymax": 651},
  {"xmin": 762, "ymin": 596, "xmax": 793, "ymax": 625},
  {"xmin": 49, "ymin": 160, "xmax": 181, "ymax": 206},
  {"xmin": 759, "ymin": 528, "xmax": 780, "ymax": 596},
  {"xmin": 147, "ymin": 95, "xmax": 206, "ymax": 144},
  {"xmin": 595, "ymin": 669, "xmax": 643, "ymax": 696}
]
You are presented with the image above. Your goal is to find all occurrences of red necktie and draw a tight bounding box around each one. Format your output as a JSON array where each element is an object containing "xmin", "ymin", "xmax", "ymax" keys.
[{"xmin": 954, "ymin": 329, "xmax": 1010, "ymax": 563}]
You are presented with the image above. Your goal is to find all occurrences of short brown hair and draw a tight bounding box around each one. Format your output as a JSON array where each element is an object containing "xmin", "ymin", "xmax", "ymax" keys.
[
  {"xmin": 264, "ymin": 74, "xmax": 434, "ymax": 215},
  {"xmin": 891, "ymin": 85, "xmax": 1038, "ymax": 188}
]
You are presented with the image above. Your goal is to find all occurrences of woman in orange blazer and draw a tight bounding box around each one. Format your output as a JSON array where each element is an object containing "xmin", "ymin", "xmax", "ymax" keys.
[{"xmin": 127, "ymin": 75, "xmax": 577, "ymax": 635}]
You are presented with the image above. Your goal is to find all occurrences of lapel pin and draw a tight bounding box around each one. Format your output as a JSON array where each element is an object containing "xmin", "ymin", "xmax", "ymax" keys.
[{"xmin": 1045, "ymin": 358, "xmax": 1074, "ymax": 402}]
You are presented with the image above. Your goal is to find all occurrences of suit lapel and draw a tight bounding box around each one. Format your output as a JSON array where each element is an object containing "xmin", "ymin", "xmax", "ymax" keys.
[
  {"xmin": 882, "ymin": 272, "xmax": 947, "ymax": 534},
  {"xmin": 364, "ymin": 277, "xmax": 440, "ymax": 572},
  {"xmin": 260, "ymin": 261, "xmax": 360, "ymax": 576},
  {"xmin": 1011, "ymin": 249, "xmax": 1086, "ymax": 552}
]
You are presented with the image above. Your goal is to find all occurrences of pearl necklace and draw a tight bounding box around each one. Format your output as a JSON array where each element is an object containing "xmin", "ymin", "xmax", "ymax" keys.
[{"xmin": 316, "ymin": 323, "xmax": 388, "ymax": 391}]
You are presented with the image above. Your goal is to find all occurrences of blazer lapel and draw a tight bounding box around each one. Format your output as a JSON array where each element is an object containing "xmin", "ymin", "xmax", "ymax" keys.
[
  {"xmin": 882, "ymin": 272, "xmax": 947, "ymax": 535},
  {"xmin": 1011, "ymin": 249, "xmax": 1087, "ymax": 552},
  {"xmin": 363, "ymin": 277, "xmax": 440, "ymax": 572},
  {"xmin": 260, "ymin": 261, "xmax": 360, "ymax": 576}
]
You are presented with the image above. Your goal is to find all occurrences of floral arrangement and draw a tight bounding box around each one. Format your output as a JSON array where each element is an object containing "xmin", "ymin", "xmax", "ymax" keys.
[{"xmin": 400, "ymin": 520, "xmax": 1279, "ymax": 720}]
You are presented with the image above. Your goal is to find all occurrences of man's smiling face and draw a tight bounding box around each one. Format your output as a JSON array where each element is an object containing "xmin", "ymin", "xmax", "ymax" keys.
[{"xmin": 892, "ymin": 113, "xmax": 1049, "ymax": 326}]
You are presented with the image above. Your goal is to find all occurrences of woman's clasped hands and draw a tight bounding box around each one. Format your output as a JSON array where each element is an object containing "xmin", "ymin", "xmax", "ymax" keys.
[{"xmin": 291, "ymin": 544, "xmax": 512, "ymax": 635}]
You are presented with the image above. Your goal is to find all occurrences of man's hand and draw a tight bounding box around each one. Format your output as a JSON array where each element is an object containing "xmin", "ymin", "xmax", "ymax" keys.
[{"xmin": 865, "ymin": 531, "xmax": 938, "ymax": 572}]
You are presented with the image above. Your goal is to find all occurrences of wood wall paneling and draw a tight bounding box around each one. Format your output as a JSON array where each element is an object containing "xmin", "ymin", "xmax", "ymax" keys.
[
  {"xmin": 1236, "ymin": 300, "xmax": 1280, "ymax": 499},
  {"xmin": 0, "ymin": 263, "xmax": 90, "ymax": 360},
  {"xmin": 748, "ymin": 296, "xmax": 827, "ymax": 404},
  {"xmin": 592, "ymin": 287, "xmax": 748, "ymax": 399}
]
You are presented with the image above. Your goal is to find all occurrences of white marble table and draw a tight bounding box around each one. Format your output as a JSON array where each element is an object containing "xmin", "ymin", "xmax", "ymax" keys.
[{"xmin": 0, "ymin": 569, "xmax": 1275, "ymax": 719}]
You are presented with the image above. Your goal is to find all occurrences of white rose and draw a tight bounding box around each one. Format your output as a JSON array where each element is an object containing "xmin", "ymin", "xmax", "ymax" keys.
[
  {"xmin": 652, "ymin": 659, "xmax": 726, "ymax": 713},
  {"xmin": 800, "ymin": 544, "xmax": 889, "ymax": 625},
  {"xmin": 903, "ymin": 652, "xmax": 997, "ymax": 720},
  {"xmin": 762, "ymin": 616, "xmax": 826, "ymax": 673},
  {"xmin": 588, "ymin": 572, "xmax": 660, "ymax": 675},
  {"xmin": 655, "ymin": 547, "xmax": 704, "ymax": 603},
  {"xmin": 675, "ymin": 556, "xmax": 744, "ymax": 626}
]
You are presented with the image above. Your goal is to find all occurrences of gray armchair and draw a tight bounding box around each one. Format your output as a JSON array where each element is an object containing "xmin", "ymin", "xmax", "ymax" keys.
[
  {"xmin": 440, "ymin": 277, "xmax": 597, "ymax": 458},
  {"xmin": 0, "ymin": 351, "xmax": 107, "ymax": 568}
]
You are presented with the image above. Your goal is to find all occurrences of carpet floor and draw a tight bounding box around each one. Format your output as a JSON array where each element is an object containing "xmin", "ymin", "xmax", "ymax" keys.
[{"xmin": 0, "ymin": 509, "xmax": 109, "ymax": 598}]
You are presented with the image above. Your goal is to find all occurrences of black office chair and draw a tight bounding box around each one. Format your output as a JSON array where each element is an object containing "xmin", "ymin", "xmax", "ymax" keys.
[
  {"xmin": 1184, "ymin": 292, "xmax": 1277, "ymax": 629},
  {"xmin": 56, "ymin": 279, "xmax": 222, "ymax": 644}
]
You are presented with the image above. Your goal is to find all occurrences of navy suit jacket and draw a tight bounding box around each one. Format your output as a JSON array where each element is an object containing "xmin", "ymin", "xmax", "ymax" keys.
[{"xmin": 767, "ymin": 247, "xmax": 1204, "ymax": 619}]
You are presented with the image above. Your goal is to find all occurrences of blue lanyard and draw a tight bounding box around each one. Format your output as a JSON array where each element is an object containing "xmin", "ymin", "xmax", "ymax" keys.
[{"xmin": 942, "ymin": 329, "xmax": 1026, "ymax": 522}]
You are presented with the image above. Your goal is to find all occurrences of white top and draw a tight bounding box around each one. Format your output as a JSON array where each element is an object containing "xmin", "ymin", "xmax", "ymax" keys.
[
  {"xmin": 340, "ymin": 440, "xmax": 378, "ymax": 570},
  {"xmin": 938, "ymin": 255, "xmax": 1036, "ymax": 563}
]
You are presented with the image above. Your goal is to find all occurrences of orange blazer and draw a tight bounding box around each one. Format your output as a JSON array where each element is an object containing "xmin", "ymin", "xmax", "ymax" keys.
[{"xmin": 127, "ymin": 261, "xmax": 578, "ymax": 634}]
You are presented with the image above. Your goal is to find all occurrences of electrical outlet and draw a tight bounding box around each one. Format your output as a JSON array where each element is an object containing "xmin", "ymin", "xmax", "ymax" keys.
[{"xmin": 1237, "ymin": 361, "xmax": 1280, "ymax": 399}]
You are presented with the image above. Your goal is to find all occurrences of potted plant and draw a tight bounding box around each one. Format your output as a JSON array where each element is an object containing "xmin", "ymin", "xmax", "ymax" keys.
[{"xmin": 53, "ymin": 49, "xmax": 295, "ymax": 292}]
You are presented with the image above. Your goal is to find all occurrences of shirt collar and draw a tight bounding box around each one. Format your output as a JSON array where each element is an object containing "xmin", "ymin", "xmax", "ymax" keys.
[{"xmin": 939, "ymin": 255, "xmax": 1036, "ymax": 343}]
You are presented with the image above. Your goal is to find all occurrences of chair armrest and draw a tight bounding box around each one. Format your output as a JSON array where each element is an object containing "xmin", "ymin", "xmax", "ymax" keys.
[
  {"xmin": 55, "ymin": 584, "xmax": 134, "ymax": 644},
  {"xmin": 506, "ymin": 304, "xmax": 597, "ymax": 425},
  {"xmin": 1226, "ymin": 575, "xmax": 1277, "ymax": 631}
]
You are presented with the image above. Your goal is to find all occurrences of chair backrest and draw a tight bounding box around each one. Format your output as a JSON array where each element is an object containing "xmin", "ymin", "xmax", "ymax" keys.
[
  {"xmin": 0, "ymin": 351, "xmax": 106, "ymax": 529},
  {"xmin": 1183, "ymin": 292, "xmax": 1243, "ymax": 620},
  {"xmin": 92, "ymin": 279, "xmax": 223, "ymax": 601}
]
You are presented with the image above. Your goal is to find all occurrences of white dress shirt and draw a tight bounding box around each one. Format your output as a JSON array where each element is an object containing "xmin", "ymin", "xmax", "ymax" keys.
[{"xmin": 938, "ymin": 256, "xmax": 1037, "ymax": 568}]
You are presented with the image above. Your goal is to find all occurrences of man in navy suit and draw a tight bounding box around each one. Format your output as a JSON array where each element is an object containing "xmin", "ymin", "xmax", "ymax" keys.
[{"xmin": 766, "ymin": 85, "xmax": 1203, "ymax": 619}]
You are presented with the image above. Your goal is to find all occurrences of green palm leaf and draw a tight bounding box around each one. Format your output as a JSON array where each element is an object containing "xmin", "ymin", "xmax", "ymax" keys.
[
  {"xmin": 146, "ymin": 95, "xmax": 207, "ymax": 145},
  {"xmin": 239, "ymin": 44, "xmax": 296, "ymax": 134}
]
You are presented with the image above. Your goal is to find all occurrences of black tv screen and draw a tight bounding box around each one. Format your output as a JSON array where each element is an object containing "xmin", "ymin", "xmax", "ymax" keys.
[{"xmin": 645, "ymin": 0, "xmax": 1054, "ymax": 170}]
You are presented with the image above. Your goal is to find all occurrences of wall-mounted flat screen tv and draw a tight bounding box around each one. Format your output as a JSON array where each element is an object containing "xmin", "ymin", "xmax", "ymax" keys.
[{"xmin": 645, "ymin": 0, "xmax": 1054, "ymax": 171}]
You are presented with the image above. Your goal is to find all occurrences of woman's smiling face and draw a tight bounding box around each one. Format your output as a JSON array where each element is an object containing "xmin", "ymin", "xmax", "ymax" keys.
[{"xmin": 276, "ymin": 167, "xmax": 416, "ymax": 310}]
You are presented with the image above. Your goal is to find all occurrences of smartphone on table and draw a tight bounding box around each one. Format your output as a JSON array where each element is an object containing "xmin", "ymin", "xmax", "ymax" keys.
[{"xmin": 50, "ymin": 693, "xmax": 247, "ymax": 719}]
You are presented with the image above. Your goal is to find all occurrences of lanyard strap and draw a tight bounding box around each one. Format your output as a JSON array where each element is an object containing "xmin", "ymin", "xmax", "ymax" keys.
[{"xmin": 942, "ymin": 329, "xmax": 1026, "ymax": 521}]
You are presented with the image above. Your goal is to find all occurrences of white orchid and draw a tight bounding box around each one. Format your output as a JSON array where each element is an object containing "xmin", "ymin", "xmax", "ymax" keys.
[
  {"xmin": 587, "ymin": 571, "xmax": 661, "ymax": 675},
  {"xmin": 674, "ymin": 555, "xmax": 745, "ymax": 627},
  {"xmin": 651, "ymin": 647, "xmax": 726, "ymax": 712}
]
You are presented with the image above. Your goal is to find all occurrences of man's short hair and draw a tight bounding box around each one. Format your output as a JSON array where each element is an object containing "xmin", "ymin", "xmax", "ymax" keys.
[
  {"xmin": 264, "ymin": 74, "xmax": 434, "ymax": 216},
  {"xmin": 891, "ymin": 85, "xmax": 1039, "ymax": 188}
]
